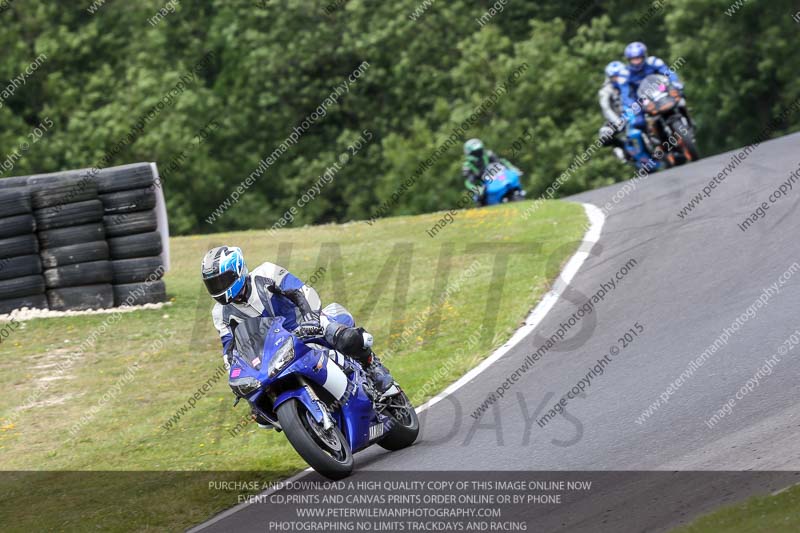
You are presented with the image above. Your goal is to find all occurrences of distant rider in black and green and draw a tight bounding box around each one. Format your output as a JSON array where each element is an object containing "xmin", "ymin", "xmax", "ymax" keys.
[{"xmin": 461, "ymin": 138, "xmax": 521, "ymax": 205}]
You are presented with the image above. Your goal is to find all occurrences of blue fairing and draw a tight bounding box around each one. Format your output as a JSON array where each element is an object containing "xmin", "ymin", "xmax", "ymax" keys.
[
  {"xmin": 624, "ymin": 128, "xmax": 663, "ymax": 172},
  {"xmin": 230, "ymin": 316, "xmax": 387, "ymax": 453},
  {"xmin": 336, "ymin": 365, "xmax": 378, "ymax": 451},
  {"xmin": 484, "ymin": 167, "xmax": 523, "ymax": 205},
  {"xmin": 274, "ymin": 387, "xmax": 325, "ymax": 424}
]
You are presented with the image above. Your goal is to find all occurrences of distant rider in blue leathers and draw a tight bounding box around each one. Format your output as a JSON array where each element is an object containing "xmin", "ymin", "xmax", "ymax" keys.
[
  {"xmin": 202, "ymin": 246, "xmax": 395, "ymax": 401},
  {"xmin": 619, "ymin": 41, "xmax": 684, "ymax": 130}
]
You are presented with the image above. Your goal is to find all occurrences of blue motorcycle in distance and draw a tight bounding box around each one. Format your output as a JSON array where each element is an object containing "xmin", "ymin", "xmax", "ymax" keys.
[
  {"xmin": 466, "ymin": 162, "xmax": 526, "ymax": 206},
  {"xmin": 228, "ymin": 313, "xmax": 419, "ymax": 480},
  {"xmin": 623, "ymin": 127, "xmax": 663, "ymax": 172}
]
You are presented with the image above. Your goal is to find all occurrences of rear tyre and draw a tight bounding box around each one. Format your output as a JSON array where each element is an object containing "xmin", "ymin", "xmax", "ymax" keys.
[
  {"xmin": 276, "ymin": 399, "xmax": 353, "ymax": 480},
  {"xmin": 377, "ymin": 391, "xmax": 419, "ymax": 451}
]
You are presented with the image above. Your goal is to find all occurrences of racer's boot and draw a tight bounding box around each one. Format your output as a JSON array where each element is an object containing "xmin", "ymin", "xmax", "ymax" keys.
[
  {"xmin": 356, "ymin": 329, "xmax": 395, "ymax": 394},
  {"xmin": 365, "ymin": 352, "xmax": 395, "ymax": 395},
  {"xmin": 331, "ymin": 325, "xmax": 394, "ymax": 394}
]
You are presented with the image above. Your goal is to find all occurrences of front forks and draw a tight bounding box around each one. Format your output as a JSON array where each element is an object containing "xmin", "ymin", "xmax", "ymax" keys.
[{"xmin": 299, "ymin": 376, "xmax": 335, "ymax": 430}]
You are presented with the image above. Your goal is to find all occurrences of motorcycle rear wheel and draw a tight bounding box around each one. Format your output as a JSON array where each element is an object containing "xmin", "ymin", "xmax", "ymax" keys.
[
  {"xmin": 277, "ymin": 399, "xmax": 354, "ymax": 480},
  {"xmin": 377, "ymin": 391, "xmax": 420, "ymax": 451}
]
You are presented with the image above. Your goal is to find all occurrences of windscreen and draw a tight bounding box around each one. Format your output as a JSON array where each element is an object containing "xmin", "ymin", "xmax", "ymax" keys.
[
  {"xmin": 637, "ymin": 74, "xmax": 669, "ymax": 102},
  {"xmin": 483, "ymin": 162, "xmax": 506, "ymax": 182},
  {"xmin": 232, "ymin": 317, "xmax": 272, "ymax": 369}
]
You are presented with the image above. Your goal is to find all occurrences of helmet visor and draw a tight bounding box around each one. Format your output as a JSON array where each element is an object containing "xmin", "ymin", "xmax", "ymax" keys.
[{"xmin": 203, "ymin": 269, "xmax": 239, "ymax": 298}]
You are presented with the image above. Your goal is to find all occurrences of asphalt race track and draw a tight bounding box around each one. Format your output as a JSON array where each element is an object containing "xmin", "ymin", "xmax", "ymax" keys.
[{"xmin": 196, "ymin": 133, "xmax": 800, "ymax": 532}]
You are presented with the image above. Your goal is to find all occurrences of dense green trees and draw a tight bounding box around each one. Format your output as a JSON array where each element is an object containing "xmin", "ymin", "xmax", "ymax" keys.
[{"xmin": 1, "ymin": 0, "xmax": 797, "ymax": 234}]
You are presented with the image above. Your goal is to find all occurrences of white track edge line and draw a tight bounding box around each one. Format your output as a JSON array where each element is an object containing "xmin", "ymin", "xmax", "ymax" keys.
[
  {"xmin": 416, "ymin": 202, "xmax": 604, "ymax": 412},
  {"xmin": 190, "ymin": 202, "xmax": 605, "ymax": 532}
]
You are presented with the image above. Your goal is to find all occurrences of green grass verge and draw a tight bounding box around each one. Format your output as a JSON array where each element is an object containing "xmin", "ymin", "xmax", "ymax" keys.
[
  {"xmin": 671, "ymin": 484, "xmax": 800, "ymax": 533},
  {"xmin": 0, "ymin": 200, "xmax": 586, "ymax": 532}
]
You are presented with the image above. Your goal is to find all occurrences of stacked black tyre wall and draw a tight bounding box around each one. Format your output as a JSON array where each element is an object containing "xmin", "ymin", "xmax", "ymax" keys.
[
  {"xmin": 32, "ymin": 178, "xmax": 113, "ymax": 311},
  {"xmin": 0, "ymin": 188, "xmax": 47, "ymax": 313},
  {"xmin": 93, "ymin": 164, "xmax": 166, "ymax": 306},
  {"xmin": 1, "ymin": 163, "xmax": 167, "ymax": 313}
]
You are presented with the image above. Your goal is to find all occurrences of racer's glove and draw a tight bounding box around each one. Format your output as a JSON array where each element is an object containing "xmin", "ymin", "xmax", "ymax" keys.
[
  {"xmin": 293, "ymin": 312, "xmax": 323, "ymax": 338},
  {"xmin": 224, "ymin": 345, "xmax": 238, "ymax": 369},
  {"xmin": 264, "ymin": 278, "xmax": 279, "ymax": 294}
]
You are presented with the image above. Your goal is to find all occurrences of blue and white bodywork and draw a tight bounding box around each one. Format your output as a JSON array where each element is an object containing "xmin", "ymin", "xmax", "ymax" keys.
[{"xmin": 227, "ymin": 307, "xmax": 417, "ymax": 479}]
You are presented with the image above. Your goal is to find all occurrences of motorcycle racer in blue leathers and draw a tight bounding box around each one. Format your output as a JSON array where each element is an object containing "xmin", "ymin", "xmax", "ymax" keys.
[
  {"xmin": 201, "ymin": 246, "xmax": 395, "ymax": 401},
  {"xmin": 619, "ymin": 41, "xmax": 684, "ymax": 130}
]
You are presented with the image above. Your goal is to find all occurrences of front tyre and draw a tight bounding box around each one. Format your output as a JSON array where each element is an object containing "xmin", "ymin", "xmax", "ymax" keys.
[
  {"xmin": 276, "ymin": 399, "xmax": 353, "ymax": 480},
  {"xmin": 504, "ymin": 190, "xmax": 525, "ymax": 203},
  {"xmin": 680, "ymin": 130, "xmax": 700, "ymax": 162},
  {"xmin": 669, "ymin": 116, "xmax": 700, "ymax": 162},
  {"xmin": 378, "ymin": 391, "xmax": 419, "ymax": 451}
]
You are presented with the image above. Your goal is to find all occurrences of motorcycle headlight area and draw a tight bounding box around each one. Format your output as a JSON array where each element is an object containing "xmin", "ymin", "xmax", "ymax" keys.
[
  {"xmin": 268, "ymin": 339, "xmax": 295, "ymax": 378},
  {"xmin": 229, "ymin": 376, "xmax": 261, "ymax": 398}
]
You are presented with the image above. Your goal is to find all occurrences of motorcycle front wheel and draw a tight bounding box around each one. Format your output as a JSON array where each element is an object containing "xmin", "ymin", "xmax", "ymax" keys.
[
  {"xmin": 680, "ymin": 132, "xmax": 700, "ymax": 162},
  {"xmin": 669, "ymin": 115, "xmax": 700, "ymax": 162},
  {"xmin": 277, "ymin": 398, "xmax": 354, "ymax": 480}
]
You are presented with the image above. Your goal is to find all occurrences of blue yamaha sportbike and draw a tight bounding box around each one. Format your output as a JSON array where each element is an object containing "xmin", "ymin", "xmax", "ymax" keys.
[
  {"xmin": 466, "ymin": 162, "xmax": 525, "ymax": 206},
  {"xmin": 228, "ymin": 313, "xmax": 419, "ymax": 479}
]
